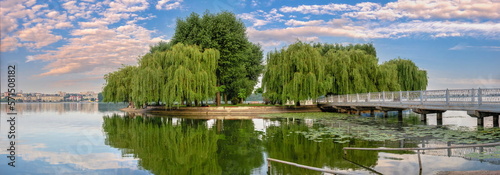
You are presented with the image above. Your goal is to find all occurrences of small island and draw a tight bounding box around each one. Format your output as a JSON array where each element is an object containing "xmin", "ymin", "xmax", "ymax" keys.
[{"xmin": 102, "ymin": 11, "xmax": 427, "ymax": 115}]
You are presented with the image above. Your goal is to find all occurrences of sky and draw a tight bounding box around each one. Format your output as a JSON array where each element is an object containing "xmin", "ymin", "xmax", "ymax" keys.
[{"xmin": 0, "ymin": 0, "xmax": 499, "ymax": 94}]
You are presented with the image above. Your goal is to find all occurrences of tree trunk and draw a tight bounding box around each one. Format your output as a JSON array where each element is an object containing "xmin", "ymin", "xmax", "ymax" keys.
[
  {"xmin": 224, "ymin": 94, "xmax": 228, "ymax": 104},
  {"xmin": 216, "ymin": 92, "xmax": 221, "ymax": 106},
  {"xmin": 195, "ymin": 100, "xmax": 199, "ymax": 106},
  {"xmin": 296, "ymin": 101, "xmax": 301, "ymax": 106}
]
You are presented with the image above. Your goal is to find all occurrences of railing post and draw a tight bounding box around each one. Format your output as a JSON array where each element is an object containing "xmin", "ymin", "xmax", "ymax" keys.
[
  {"xmin": 356, "ymin": 93, "xmax": 359, "ymax": 102},
  {"xmin": 478, "ymin": 88, "xmax": 482, "ymax": 106},
  {"xmin": 471, "ymin": 88, "xmax": 475, "ymax": 103},
  {"xmin": 420, "ymin": 90, "xmax": 423, "ymax": 105},
  {"xmin": 446, "ymin": 88, "xmax": 449, "ymax": 106},
  {"xmin": 368, "ymin": 92, "xmax": 370, "ymax": 102},
  {"xmin": 407, "ymin": 91, "xmax": 409, "ymax": 102},
  {"xmin": 383, "ymin": 91, "xmax": 385, "ymax": 102},
  {"xmin": 399, "ymin": 91, "xmax": 403, "ymax": 103}
]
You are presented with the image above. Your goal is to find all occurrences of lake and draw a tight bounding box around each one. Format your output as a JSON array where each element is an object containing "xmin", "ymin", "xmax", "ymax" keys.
[{"xmin": 1, "ymin": 103, "xmax": 499, "ymax": 174}]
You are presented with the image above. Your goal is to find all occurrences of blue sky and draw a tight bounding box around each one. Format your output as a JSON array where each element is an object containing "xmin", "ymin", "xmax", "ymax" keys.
[{"xmin": 1, "ymin": 0, "xmax": 499, "ymax": 93}]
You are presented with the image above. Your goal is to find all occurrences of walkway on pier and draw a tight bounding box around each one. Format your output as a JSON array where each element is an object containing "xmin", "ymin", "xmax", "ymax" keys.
[{"xmin": 317, "ymin": 88, "xmax": 500, "ymax": 126}]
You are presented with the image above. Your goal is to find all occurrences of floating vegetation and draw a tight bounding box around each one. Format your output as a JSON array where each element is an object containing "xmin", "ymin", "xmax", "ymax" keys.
[
  {"xmin": 464, "ymin": 146, "xmax": 500, "ymax": 159},
  {"xmin": 270, "ymin": 113, "xmax": 500, "ymax": 145}
]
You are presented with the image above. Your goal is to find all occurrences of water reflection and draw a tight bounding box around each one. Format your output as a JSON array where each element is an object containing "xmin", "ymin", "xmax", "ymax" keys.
[
  {"xmin": 0, "ymin": 102, "xmax": 127, "ymax": 114},
  {"xmin": 1, "ymin": 103, "xmax": 498, "ymax": 174},
  {"xmin": 103, "ymin": 115, "xmax": 221, "ymax": 174}
]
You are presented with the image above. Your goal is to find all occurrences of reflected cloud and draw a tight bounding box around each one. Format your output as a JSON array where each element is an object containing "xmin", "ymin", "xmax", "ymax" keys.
[{"xmin": 13, "ymin": 143, "xmax": 140, "ymax": 171}]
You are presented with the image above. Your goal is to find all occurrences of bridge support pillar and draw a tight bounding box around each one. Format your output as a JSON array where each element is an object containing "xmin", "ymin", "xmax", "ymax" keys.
[
  {"xmin": 494, "ymin": 115, "xmax": 499, "ymax": 128},
  {"xmin": 420, "ymin": 114, "xmax": 427, "ymax": 122},
  {"xmin": 437, "ymin": 112, "xmax": 443, "ymax": 126},
  {"xmin": 398, "ymin": 110, "xmax": 403, "ymax": 122},
  {"xmin": 477, "ymin": 117, "xmax": 484, "ymax": 128},
  {"xmin": 383, "ymin": 111, "xmax": 388, "ymax": 118}
]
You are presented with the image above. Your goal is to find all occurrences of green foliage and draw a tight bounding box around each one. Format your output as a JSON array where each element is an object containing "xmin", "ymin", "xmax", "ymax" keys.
[
  {"xmin": 324, "ymin": 49, "xmax": 379, "ymax": 94},
  {"xmin": 103, "ymin": 43, "xmax": 219, "ymax": 108},
  {"xmin": 103, "ymin": 115, "xmax": 221, "ymax": 175},
  {"xmin": 162, "ymin": 43, "xmax": 219, "ymax": 106},
  {"xmin": 102, "ymin": 65, "xmax": 137, "ymax": 103},
  {"xmin": 263, "ymin": 41, "xmax": 428, "ymax": 104},
  {"xmin": 172, "ymin": 11, "xmax": 264, "ymax": 104},
  {"xmin": 263, "ymin": 41, "xmax": 332, "ymax": 104},
  {"xmin": 382, "ymin": 58, "xmax": 428, "ymax": 91}
]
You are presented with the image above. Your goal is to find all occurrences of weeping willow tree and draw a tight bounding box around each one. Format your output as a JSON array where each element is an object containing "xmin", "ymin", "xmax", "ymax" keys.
[
  {"xmin": 376, "ymin": 63, "xmax": 401, "ymax": 92},
  {"xmin": 383, "ymin": 58, "xmax": 428, "ymax": 91},
  {"xmin": 263, "ymin": 42, "xmax": 332, "ymax": 105},
  {"xmin": 131, "ymin": 52, "xmax": 166, "ymax": 108},
  {"xmin": 325, "ymin": 49, "xmax": 380, "ymax": 95},
  {"xmin": 162, "ymin": 43, "xmax": 219, "ymax": 106},
  {"xmin": 102, "ymin": 65, "xmax": 137, "ymax": 106}
]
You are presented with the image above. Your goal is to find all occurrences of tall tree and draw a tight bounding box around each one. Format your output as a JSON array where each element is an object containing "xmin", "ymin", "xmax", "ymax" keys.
[
  {"xmin": 324, "ymin": 49, "xmax": 380, "ymax": 95},
  {"xmin": 162, "ymin": 43, "xmax": 219, "ymax": 107},
  {"xmin": 102, "ymin": 65, "xmax": 137, "ymax": 107},
  {"xmin": 131, "ymin": 52, "xmax": 165, "ymax": 108},
  {"xmin": 383, "ymin": 58, "xmax": 428, "ymax": 91},
  {"xmin": 263, "ymin": 41, "xmax": 332, "ymax": 105},
  {"xmin": 171, "ymin": 11, "xmax": 263, "ymax": 105}
]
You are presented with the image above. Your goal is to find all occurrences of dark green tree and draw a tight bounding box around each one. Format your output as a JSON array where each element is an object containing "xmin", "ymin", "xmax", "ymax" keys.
[{"xmin": 171, "ymin": 11, "xmax": 263, "ymax": 105}]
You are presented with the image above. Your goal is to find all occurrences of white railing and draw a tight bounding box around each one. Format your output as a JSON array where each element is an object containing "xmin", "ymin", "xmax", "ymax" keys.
[{"xmin": 318, "ymin": 88, "xmax": 500, "ymax": 107}]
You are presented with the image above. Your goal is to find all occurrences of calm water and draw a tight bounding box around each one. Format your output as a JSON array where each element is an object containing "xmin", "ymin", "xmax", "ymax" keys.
[{"xmin": 0, "ymin": 103, "xmax": 499, "ymax": 174}]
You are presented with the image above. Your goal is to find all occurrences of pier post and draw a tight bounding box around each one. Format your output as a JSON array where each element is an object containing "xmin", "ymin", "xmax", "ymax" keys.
[
  {"xmin": 493, "ymin": 115, "xmax": 499, "ymax": 128},
  {"xmin": 398, "ymin": 110, "xmax": 403, "ymax": 122},
  {"xmin": 383, "ymin": 111, "xmax": 388, "ymax": 118},
  {"xmin": 420, "ymin": 114, "xmax": 427, "ymax": 122},
  {"xmin": 477, "ymin": 117, "xmax": 484, "ymax": 128},
  {"xmin": 370, "ymin": 109, "xmax": 374, "ymax": 117},
  {"xmin": 437, "ymin": 112, "xmax": 443, "ymax": 126}
]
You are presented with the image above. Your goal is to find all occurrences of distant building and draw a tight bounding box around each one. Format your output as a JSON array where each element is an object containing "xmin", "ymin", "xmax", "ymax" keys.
[
  {"xmin": 68, "ymin": 96, "xmax": 82, "ymax": 101},
  {"xmin": 40, "ymin": 95, "xmax": 64, "ymax": 102}
]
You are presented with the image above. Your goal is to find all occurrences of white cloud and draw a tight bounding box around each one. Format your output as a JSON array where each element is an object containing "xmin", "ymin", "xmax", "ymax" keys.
[
  {"xmin": 18, "ymin": 24, "xmax": 63, "ymax": 48},
  {"xmin": 246, "ymin": 25, "xmax": 379, "ymax": 47},
  {"xmin": 449, "ymin": 44, "xmax": 500, "ymax": 51},
  {"xmin": 279, "ymin": 0, "xmax": 500, "ymax": 21},
  {"xmin": 30, "ymin": 24, "xmax": 162, "ymax": 76},
  {"xmin": 156, "ymin": 0, "xmax": 183, "ymax": 10},
  {"xmin": 285, "ymin": 19, "xmax": 324, "ymax": 26},
  {"xmin": 238, "ymin": 8, "xmax": 284, "ymax": 27},
  {"xmin": 108, "ymin": 0, "xmax": 149, "ymax": 12},
  {"xmin": 280, "ymin": 3, "xmax": 354, "ymax": 15},
  {"xmin": 0, "ymin": 36, "xmax": 18, "ymax": 52},
  {"xmin": 0, "ymin": 0, "xmax": 164, "ymax": 78},
  {"xmin": 247, "ymin": 20, "xmax": 499, "ymax": 49}
]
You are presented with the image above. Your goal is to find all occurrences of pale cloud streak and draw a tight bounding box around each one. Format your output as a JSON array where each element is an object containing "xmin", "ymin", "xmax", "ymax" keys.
[
  {"xmin": 279, "ymin": 0, "xmax": 500, "ymax": 20},
  {"xmin": 243, "ymin": 0, "xmax": 499, "ymax": 47}
]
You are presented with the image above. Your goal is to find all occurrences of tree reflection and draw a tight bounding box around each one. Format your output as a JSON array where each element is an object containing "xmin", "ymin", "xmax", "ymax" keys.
[
  {"xmin": 103, "ymin": 115, "xmax": 264, "ymax": 175},
  {"xmin": 216, "ymin": 120, "xmax": 264, "ymax": 174},
  {"xmin": 103, "ymin": 115, "xmax": 221, "ymax": 175},
  {"xmin": 264, "ymin": 119, "xmax": 380, "ymax": 175}
]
